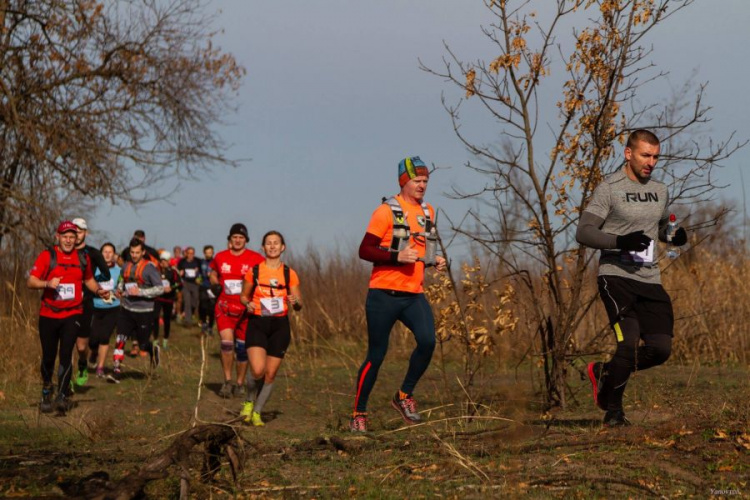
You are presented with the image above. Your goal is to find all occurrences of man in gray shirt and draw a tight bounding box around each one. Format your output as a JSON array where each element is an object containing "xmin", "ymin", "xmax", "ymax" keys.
[
  {"xmin": 114, "ymin": 238, "xmax": 164, "ymax": 379},
  {"xmin": 576, "ymin": 129, "xmax": 687, "ymax": 426}
]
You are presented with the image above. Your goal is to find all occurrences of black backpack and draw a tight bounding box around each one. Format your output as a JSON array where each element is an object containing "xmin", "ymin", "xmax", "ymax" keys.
[
  {"xmin": 248, "ymin": 264, "xmax": 291, "ymax": 299},
  {"xmin": 45, "ymin": 246, "xmax": 88, "ymax": 278}
]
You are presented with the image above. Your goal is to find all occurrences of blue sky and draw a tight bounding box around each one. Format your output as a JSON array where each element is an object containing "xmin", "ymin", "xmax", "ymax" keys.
[{"xmin": 90, "ymin": 0, "xmax": 750, "ymax": 256}]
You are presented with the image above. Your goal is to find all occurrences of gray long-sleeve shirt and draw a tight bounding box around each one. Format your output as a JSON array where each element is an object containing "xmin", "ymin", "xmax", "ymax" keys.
[{"xmin": 576, "ymin": 169, "xmax": 670, "ymax": 284}]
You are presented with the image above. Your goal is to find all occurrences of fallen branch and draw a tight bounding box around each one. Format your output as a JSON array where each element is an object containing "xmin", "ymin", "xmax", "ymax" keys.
[
  {"xmin": 84, "ymin": 422, "xmax": 241, "ymax": 500},
  {"xmin": 528, "ymin": 473, "xmax": 661, "ymax": 496}
]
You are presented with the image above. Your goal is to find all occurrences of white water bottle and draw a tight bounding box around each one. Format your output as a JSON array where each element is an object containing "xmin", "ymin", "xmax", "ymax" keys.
[{"xmin": 666, "ymin": 214, "xmax": 680, "ymax": 259}]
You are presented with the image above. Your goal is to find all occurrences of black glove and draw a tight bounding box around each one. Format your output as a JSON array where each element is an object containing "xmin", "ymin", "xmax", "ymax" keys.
[
  {"xmin": 616, "ymin": 230, "xmax": 651, "ymax": 252},
  {"xmin": 671, "ymin": 227, "xmax": 687, "ymax": 246},
  {"xmin": 210, "ymin": 283, "xmax": 223, "ymax": 297}
]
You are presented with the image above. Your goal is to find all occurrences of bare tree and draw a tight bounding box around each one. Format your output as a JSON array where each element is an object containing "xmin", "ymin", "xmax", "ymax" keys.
[
  {"xmin": 0, "ymin": 0, "xmax": 244, "ymax": 250},
  {"xmin": 423, "ymin": 0, "xmax": 743, "ymax": 407}
]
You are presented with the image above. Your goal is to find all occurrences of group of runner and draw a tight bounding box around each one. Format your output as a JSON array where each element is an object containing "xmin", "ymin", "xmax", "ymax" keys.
[
  {"xmin": 28, "ymin": 132, "xmax": 687, "ymax": 430},
  {"xmin": 28, "ymin": 221, "xmax": 302, "ymax": 426}
]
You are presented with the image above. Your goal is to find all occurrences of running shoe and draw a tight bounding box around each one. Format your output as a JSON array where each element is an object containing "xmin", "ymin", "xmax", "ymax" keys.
[
  {"xmin": 240, "ymin": 401, "xmax": 254, "ymax": 423},
  {"xmin": 54, "ymin": 393, "xmax": 73, "ymax": 414},
  {"xmin": 75, "ymin": 368, "xmax": 89, "ymax": 387},
  {"xmin": 349, "ymin": 414, "xmax": 368, "ymax": 433},
  {"xmin": 218, "ymin": 381, "xmax": 234, "ymax": 398},
  {"xmin": 111, "ymin": 367, "xmax": 122, "ymax": 382},
  {"xmin": 391, "ymin": 392, "xmax": 421, "ymax": 424},
  {"xmin": 96, "ymin": 367, "xmax": 105, "ymax": 379},
  {"xmin": 250, "ymin": 411, "xmax": 264, "ymax": 427},
  {"xmin": 234, "ymin": 383, "xmax": 247, "ymax": 399},
  {"xmin": 40, "ymin": 387, "xmax": 53, "ymax": 414},
  {"xmin": 151, "ymin": 344, "xmax": 161, "ymax": 369},
  {"xmin": 603, "ymin": 410, "xmax": 631, "ymax": 427},
  {"xmin": 587, "ymin": 361, "xmax": 607, "ymax": 411}
]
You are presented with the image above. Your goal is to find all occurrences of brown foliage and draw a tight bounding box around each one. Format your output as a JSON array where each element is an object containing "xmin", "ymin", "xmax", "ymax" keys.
[{"xmin": 0, "ymin": 0, "xmax": 244, "ymax": 250}]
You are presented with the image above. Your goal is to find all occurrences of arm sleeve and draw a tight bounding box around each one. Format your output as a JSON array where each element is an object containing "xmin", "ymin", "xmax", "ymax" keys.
[
  {"xmin": 576, "ymin": 211, "xmax": 619, "ymax": 249},
  {"xmin": 89, "ymin": 248, "xmax": 111, "ymax": 281},
  {"xmin": 83, "ymin": 256, "xmax": 95, "ymax": 280},
  {"xmin": 359, "ymin": 205, "xmax": 399, "ymax": 264},
  {"xmin": 359, "ymin": 232, "xmax": 399, "ymax": 264},
  {"xmin": 139, "ymin": 264, "xmax": 164, "ymax": 298}
]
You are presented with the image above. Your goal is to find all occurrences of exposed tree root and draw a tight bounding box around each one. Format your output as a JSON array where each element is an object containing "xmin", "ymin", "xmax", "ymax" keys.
[{"xmin": 68, "ymin": 421, "xmax": 242, "ymax": 500}]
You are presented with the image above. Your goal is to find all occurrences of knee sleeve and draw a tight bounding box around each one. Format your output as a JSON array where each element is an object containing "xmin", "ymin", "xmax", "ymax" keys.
[
  {"xmin": 221, "ymin": 340, "xmax": 234, "ymax": 353},
  {"xmin": 235, "ymin": 340, "xmax": 248, "ymax": 362}
]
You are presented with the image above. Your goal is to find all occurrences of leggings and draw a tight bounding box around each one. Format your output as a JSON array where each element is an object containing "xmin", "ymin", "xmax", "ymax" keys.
[
  {"xmin": 152, "ymin": 301, "xmax": 173, "ymax": 340},
  {"xmin": 199, "ymin": 288, "xmax": 215, "ymax": 328},
  {"xmin": 182, "ymin": 282, "xmax": 199, "ymax": 324},
  {"xmin": 117, "ymin": 309, "xmax": 154, "ymax": 353},
  {"xmin": 353, "ymin": 289, "xmax": 436, "ymax": 413},
  {"xmin": 38, "ymin": 315, "xmax": 80, "ymax": 394}
]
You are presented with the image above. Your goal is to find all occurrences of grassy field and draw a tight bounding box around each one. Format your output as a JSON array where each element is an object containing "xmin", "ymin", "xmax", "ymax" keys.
[{"xmin": 0, "ymin": 322, "xmax": 748, "ymax": 499}]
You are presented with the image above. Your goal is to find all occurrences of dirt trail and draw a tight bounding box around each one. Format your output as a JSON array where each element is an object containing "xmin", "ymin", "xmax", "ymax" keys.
[{"xmin": 0, "ymin": 325, "xmax": 748, "ymax": 498}]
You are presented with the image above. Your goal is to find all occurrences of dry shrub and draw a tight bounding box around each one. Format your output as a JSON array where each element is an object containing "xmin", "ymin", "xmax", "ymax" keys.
[
  {"xmin": 664, "ymin": 245, "xmax": 749, "ymax": 364},
  {"xmin": 286, "ymin": 244, "xmax": 370, "ymax": 350},
  {"xmin": 425, "ymin": 259, "xmax": 517, "ymax": 389},
  {"xmin": 2, "ymin": 236, "xmax": 747, "ymax": 391},
  {"xmin": 0, "ymin": 261, "xmax": 41, "ymax": 388}
]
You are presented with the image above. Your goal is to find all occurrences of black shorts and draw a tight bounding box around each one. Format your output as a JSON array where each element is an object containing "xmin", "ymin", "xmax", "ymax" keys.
[
  {"xmin": 117, "ymin": 308, "xmax": 154, "ymax": 346},
  {"xmin": 246, "ymin": 315, "xmax": 291, "ymax": 358},
  {"xmin": 597, "ymin": 275, "xmax": 674, "ymax": 337},
  {"xmin": 91, "ymin": 307, "xmax": 119, "ymax": 347},
  {"xmin": 77, "ymin": 297, "xmax": 94, "ymax": 338}
]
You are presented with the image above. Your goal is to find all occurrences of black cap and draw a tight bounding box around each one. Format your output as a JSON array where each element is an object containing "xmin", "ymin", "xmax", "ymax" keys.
[{"xmin": 228, "ymin": 223, "xmax": 248, "ymax": 241}]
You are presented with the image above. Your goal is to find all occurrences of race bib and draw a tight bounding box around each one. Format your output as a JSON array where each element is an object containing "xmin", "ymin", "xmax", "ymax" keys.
[
  {"xmin": 125, "ymin": 282, "xmax": 138, "ymax": 295},
  {"xmin": 185, "ymin": 268, "xmax": 197, "ymax": 278},
  {"xmin": 55, "ymin": 283, "xmax": 76, "ymax": 301},
  {"xmin": 626, "ymin": 240, "xmax": 655, "ymax": 265},
  {"xmin": 260, "ymin": 297, "xmax": 284, "ymax": 316},
  {"xmin": 100, "ymin": 279, "xmax": 115, "ymax": 291},
  {"xmin": 161, "ymin": 279, "xmax": 170, "ymax": 288},
  {"xmin": 223, "ymin": 279, "xmax": 243, "ymax": 296}
]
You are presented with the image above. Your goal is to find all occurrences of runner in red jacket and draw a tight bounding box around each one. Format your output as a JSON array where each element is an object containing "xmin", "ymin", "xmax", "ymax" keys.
[
  {"xmin": 209, "ymin": 223, "xmax": 264, "ymax": 398},
  {"xmin": 27, "ymin": 221, "xmax": 108, "ymax": 414}
]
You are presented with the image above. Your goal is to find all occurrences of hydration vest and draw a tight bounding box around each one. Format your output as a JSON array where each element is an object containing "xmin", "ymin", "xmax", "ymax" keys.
[
  {"xmin": 248, "ymin": 263, "xmax": 291, "ymax": 299},
  {"xmin": 39, "ymin": 247, "xmax": 89, "ymax": 313},
  {"xmin": 122, "ymin": 259, "xmax": 151, "ymax": 285},
  {"xmin": 44, "ymin": 246, "xmax": 88, "ymax": 278},
  {"xmin": 381, "ymin": 196, "xmax": 438, "ymax": 266}
]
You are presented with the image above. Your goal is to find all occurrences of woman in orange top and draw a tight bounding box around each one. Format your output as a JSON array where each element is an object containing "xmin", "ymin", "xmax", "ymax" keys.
[{"xmin": 239, "ymin": 230, "xmax": 301, "ymax": 426}]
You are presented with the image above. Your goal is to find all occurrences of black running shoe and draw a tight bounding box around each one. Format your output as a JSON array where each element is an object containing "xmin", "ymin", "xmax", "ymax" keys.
[
  {"xmin": 603, "ymin": 410, "xmax": 631, "ymax": 427},
  {"xmin": 587, "ymin": 361, "xmax": 608, "ymax": 411},
  {"xmin": 40, "ymin": 387, "xmax": 53, "ymax": 413},
  {"xmin": 219, "ymin": 380, "xmax": 234, "ymax": 398},
  {"xmin": 54, "ymin": 393, "xmax": 73, "ymax": 414}
]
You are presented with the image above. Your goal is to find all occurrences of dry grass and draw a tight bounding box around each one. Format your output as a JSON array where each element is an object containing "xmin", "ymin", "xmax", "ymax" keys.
[{"xmin": 2, "ymin": 241, "xmax": 747, "ymax": 392}]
